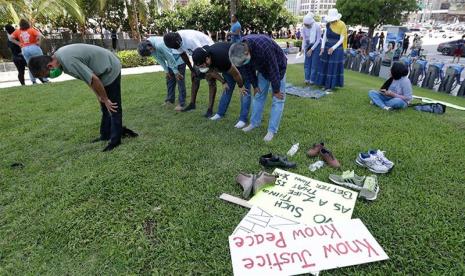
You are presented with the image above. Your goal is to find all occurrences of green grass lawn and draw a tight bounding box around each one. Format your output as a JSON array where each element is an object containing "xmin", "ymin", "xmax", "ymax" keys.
[{"xmin": 1, "ymin": 65, "xmax": 464, "ymax": 274}]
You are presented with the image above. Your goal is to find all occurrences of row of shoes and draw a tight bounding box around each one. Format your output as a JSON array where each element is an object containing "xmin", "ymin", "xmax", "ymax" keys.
[
  {"xmin": 236, "ymin": 171, "xmax": 277, "ymax": 199},
  {"xmin": 329, "ymin": 170, "xmax": 379, "ymax": 201},
  {"xmin": 356, "ymin": 149, "xmax": 394, "ymax": 174},
  {"xmin": 306, "ymin": 142, "xmax": 341, "ymax": 168}
]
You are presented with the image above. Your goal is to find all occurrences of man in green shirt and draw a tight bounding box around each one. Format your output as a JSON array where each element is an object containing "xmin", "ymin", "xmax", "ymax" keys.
[{"xmin": 28, "ymin": 44, "xmax": 137, "ymax": 152}]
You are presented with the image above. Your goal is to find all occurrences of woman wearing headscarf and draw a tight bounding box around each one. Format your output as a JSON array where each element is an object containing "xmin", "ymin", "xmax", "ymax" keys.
[
  {"xmin": 316, "ymin": 9, "xmax": 347, "ymax": 92},
  {"xmin": 301, "ymin": 12, "xmax": 322, "ymax": 85}
]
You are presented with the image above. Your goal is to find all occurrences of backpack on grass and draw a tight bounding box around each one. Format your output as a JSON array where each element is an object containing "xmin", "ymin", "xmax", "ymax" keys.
[{"xmin": 411, "ymin": 103, "xmax": 446, "ymax": 114}]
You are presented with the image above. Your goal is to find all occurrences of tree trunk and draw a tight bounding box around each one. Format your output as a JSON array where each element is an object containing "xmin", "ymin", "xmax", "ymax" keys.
[
  {"xmin": 230, "ymin": 0, "xmax": 236, "ymax": 16},
  {"xmin": 125, "ymin": 0, "xmax": 141, "ymax": 41},
  {"xmin": 368, "ymin": 26, "xmax": 375, "ymax": 52}
]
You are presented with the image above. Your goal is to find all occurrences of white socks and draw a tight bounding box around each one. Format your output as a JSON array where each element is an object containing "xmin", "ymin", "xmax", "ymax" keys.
[
  {"xmin": 234, "ymin": 121, "xmax": 246, "ymax": 129},
  {"xmin": 263, "ymin": 132, "xmax": 274, "ymax": 142},
  {"xmin": 210, "ymin": 114, "xmax": 222, "ymax": 121},
  {"xmin": 242, "ymin": 124, "xmax": 257, "ymax": 132}
]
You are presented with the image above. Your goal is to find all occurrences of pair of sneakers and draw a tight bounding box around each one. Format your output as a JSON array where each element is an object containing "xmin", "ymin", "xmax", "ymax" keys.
[
  {"xmin": 329, "ymin": 170, "xmax": 379, "ymax": 201},
  {"xmin": 356, "ymin": 150, "xmax": 394, "ymax": 174}
]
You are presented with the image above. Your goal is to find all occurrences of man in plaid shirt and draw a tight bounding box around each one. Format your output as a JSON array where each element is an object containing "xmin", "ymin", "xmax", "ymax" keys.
[{"xmin": 229, "ymin": 34, "xmax": 287, "ymax": 142}]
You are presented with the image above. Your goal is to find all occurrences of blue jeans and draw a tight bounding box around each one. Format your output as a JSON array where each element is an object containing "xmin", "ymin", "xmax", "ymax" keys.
[
  {"xmin": 304, "ymin": 44, "xmax": 320, "ymax": 83},
  {"xmin": 250, "ymin": 73, "xmax": 286, "ymax": 133},
  {"xmin": 216, "ymin": 73, "xmax": 251, "ymax": 121},
  {"xmin": 166, "ymin": 64, "xmax": 186, "ymax": 106},
  {"xmin": 368, "ymin": 90, "xmax": 407, "ymax": 109},
  {"xmin": 22, "ymin": 45, "xmax": 48, "ymax": 84}
]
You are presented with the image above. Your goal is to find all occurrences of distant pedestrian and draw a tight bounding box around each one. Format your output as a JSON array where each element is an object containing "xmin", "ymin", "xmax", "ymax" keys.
[
  {"xmin": 452, "ymin": 35, "xmax": 464, "ymax": 63},
  {"xmin": 372, "ymin": 33, "xmax": 379, "ymax": 52},
  {"xmin": 111, "ymin": 29, "xmax": 118, "ymax": 51},
  {"xmin": 229, "ymin": 14, "xmax": 242, "ymax": 43},
  {"xmin": 8, "ymin": 19, "xmax": 48, "ymax": 84},
  {"xmin": 378, "ymin": 32, "xmax": 385, "ymax": 51},
  {"xmin": 4, "ymin": 24, "xmax": 26, "ymax": 85},
  {"xmin": 402, "ymin": 35, "xmax": 410, "ymax": 55}
]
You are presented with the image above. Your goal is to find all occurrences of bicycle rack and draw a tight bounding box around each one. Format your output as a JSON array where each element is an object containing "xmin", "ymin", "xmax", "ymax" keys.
[
  {"xmin": 360, "ymin": 56, "xmax": 371, "ymax": 74},
  {"xmin": 438, "ymin": 65, "xmax": 463, "ymax": 94},
  {"xmin": 421, "ymin": 63, "xmax": 442, "ymax": 90},
  {"xmin": 458, "ymin": 80, "xmax": 465, "ymax": 97},
  {"xmin": 409, "ymin": 60, "xmax": 427, "ymax": 86},
  {"xmin": 370, "ymin": 56, "xmax": 382, "ymax": 77},
  {"xmin": 351, "ymin": 53, "xmax": 362, "ymax": 71}
]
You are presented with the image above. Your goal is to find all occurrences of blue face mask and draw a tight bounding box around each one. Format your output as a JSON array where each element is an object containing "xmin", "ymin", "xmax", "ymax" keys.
[{"xmin": 243, "ymin": 57, "xmax": 251, "ymax": 65}]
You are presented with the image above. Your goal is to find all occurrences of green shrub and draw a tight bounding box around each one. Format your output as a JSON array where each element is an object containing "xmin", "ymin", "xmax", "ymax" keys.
[
  {"xmin": 116, "ymin": 50, "xmax": 157, "ymax": 68},
  {"xmin": 294, "ymin": 40, "xmax": 302, "ymax": 48}
]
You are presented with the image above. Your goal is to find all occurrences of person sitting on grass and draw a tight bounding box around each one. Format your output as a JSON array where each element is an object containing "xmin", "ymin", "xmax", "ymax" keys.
[
  {"xmin": 137, "ymin": 38, "xmax": 186, "ymax": 111},
  {"xmin": 28, "ymin": 44, "xmax": 138, "ymax": 152},
  {"xmin": 368, "ymin": 62, "xmax": 412, "ymax": 111}
]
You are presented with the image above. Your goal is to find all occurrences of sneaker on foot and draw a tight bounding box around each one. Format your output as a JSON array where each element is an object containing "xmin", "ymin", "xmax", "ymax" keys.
[
  {"xmin": 234, "ymin": 121, "xmax": 246, "ymax": 129},
  {"xmin": 242, "ymin": 124, "xmax": 257, "ymax": 132},
  {"xmin": 174, "ymin": 105, "xmax": 184, "ymax": 111},
  {"xmin": 369, "ymin": 149, "xmax": 394, "ymax": 169},
  {"xmin": 263, "ymin": 132, "xmax": 274, "ymax": 142},
  {"xmin": 383, "ymin": 106, "xmax": 392, "ymax": 111},
  {"xmin": 356, "ymin": 153, "xmax": 390, "ymax": 174},
  {"xmin": 182, "ymin": 103, "xmax": 196, "ymax": 112},
  {"xmin": 210, "ymin": 114, "xmax": 222, "ymax": 121},
  {"xmin": 161, "ymin": 101, "xmax": 174, "ymax": 107}
]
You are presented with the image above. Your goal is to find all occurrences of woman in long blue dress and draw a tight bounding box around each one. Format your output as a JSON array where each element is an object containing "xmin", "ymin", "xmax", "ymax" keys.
[{"xmin": 317, "ymin": 8, "xmax": 347, "ymax": 91}]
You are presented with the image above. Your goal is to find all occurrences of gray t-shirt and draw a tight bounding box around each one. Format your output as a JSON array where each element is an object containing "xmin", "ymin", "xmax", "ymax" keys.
[
  {"xmin": 389, "ymin": 76, "xmax": 413, "ymax": 102},
  {"xmin": 55, "ymin": 44, "xmax": 121, "ymax": 86}
]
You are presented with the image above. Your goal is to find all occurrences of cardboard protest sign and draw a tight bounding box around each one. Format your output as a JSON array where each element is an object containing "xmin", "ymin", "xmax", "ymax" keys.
[
  {"xmin": 229, "ymin": 218, "xmax": 389, "ymax": 276},
  {"xmin": 232, "ymin": 206, "xmax": 301, "ymax": 235},
  {"xmin": 248, "ymin": 169, "xmax": 357, "ymax": 225}
]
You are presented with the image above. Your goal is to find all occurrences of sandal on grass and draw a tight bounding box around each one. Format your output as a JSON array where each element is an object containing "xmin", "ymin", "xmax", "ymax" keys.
[{"xmin": 329, "ymin": 170, "xmax": 379, "ymax": 201}]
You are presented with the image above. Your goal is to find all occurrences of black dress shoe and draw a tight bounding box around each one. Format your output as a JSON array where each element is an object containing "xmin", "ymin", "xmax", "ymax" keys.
[
  {"xmin": 122, "ymin": 127, "xmax": 139, "ymax": 138},
  {"xmin": 182, "ymin": 103, "xmax": 196, "ymax": 112},
  {"xmin": 259, "ymin": 153, "xmax": 297, "ymax": 169},
  {"xmin": 203, "ymin": 109, "xmax": 213, "ymax": 118},
  {"xmin": 102, "ymin": 142, "xmax": 121, "ymax": 152}
]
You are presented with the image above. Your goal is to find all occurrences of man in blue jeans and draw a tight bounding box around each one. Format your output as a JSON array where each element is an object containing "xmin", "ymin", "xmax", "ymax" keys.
[
  {"xmin": 137, "ymin": 38, "xmax": 186, "ymax": 111},
  {"xmin": 229, "ymin": 35, "xmax": 287, "ymax": 142},
  {"xmin": 192, "ymin": 42, "xmax": 250, "ymax": 128}
]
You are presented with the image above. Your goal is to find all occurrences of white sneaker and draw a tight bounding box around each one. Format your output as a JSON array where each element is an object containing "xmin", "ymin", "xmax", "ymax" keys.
[
  {"xmin": 210, "ymin": 114, "xmax": 222, "ymax": 121},
  {"xmin": 383, "ymin": 106, "xmax": 392, "ymax": 111},
  {"xmin": 369, "ymin": 100, "xmax": 374, "ymax": 105},
  {"xmin": 263, "ymin": 132, "xmax": 274, "ymax": 142},
  {"xmin": 370, "ymin": 150, "xmax": 394, "ymax": 169},
  {"xmin": 234, "ymin": 121, "xmax": 246, "ymax": 129},
  {"xmin": 242, "ymin": 124, "xmax": 256, "ymax": 132},
  {"xmin": 355, "ymin": 153, "xmax": 390, "ymax": 174}
]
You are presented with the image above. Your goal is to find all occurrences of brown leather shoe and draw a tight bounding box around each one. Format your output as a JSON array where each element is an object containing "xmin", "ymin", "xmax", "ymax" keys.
[
  {"xmin": 253, "ymin": 171, "xmax": 277, "ymax": 194},
  {"xmin": 307, "ymin": 142, "xmax": 325, "ymax": 157},
  {"xmin": 319, "ymin": 148, "xmax": 341, "ymax": 168},
  {"xmin": 235, "ymin": 173, "xmax": 254, "ymax": 199}
]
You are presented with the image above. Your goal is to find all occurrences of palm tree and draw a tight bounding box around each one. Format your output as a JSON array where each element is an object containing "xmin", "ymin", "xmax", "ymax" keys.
[{"xmin": 0, "ymin": 0, "xmax": 84, "ymax": 25}]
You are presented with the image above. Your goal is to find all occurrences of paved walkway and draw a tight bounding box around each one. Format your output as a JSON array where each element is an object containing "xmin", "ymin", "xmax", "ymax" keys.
[{"xmin": 0, "ymin": 54, "xmax": 305, "ymax": 89}]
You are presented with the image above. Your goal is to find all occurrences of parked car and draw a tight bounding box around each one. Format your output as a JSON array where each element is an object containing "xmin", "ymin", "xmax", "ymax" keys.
[{"xmin": 437, "ymin": 39, "xmax": 465, "ymax": 56}]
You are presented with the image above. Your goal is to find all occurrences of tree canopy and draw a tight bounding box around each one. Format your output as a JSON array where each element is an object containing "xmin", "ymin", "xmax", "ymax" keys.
[{"xmin": 336, "ymin": 0, "xmax": 418, "ymax": 35}]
